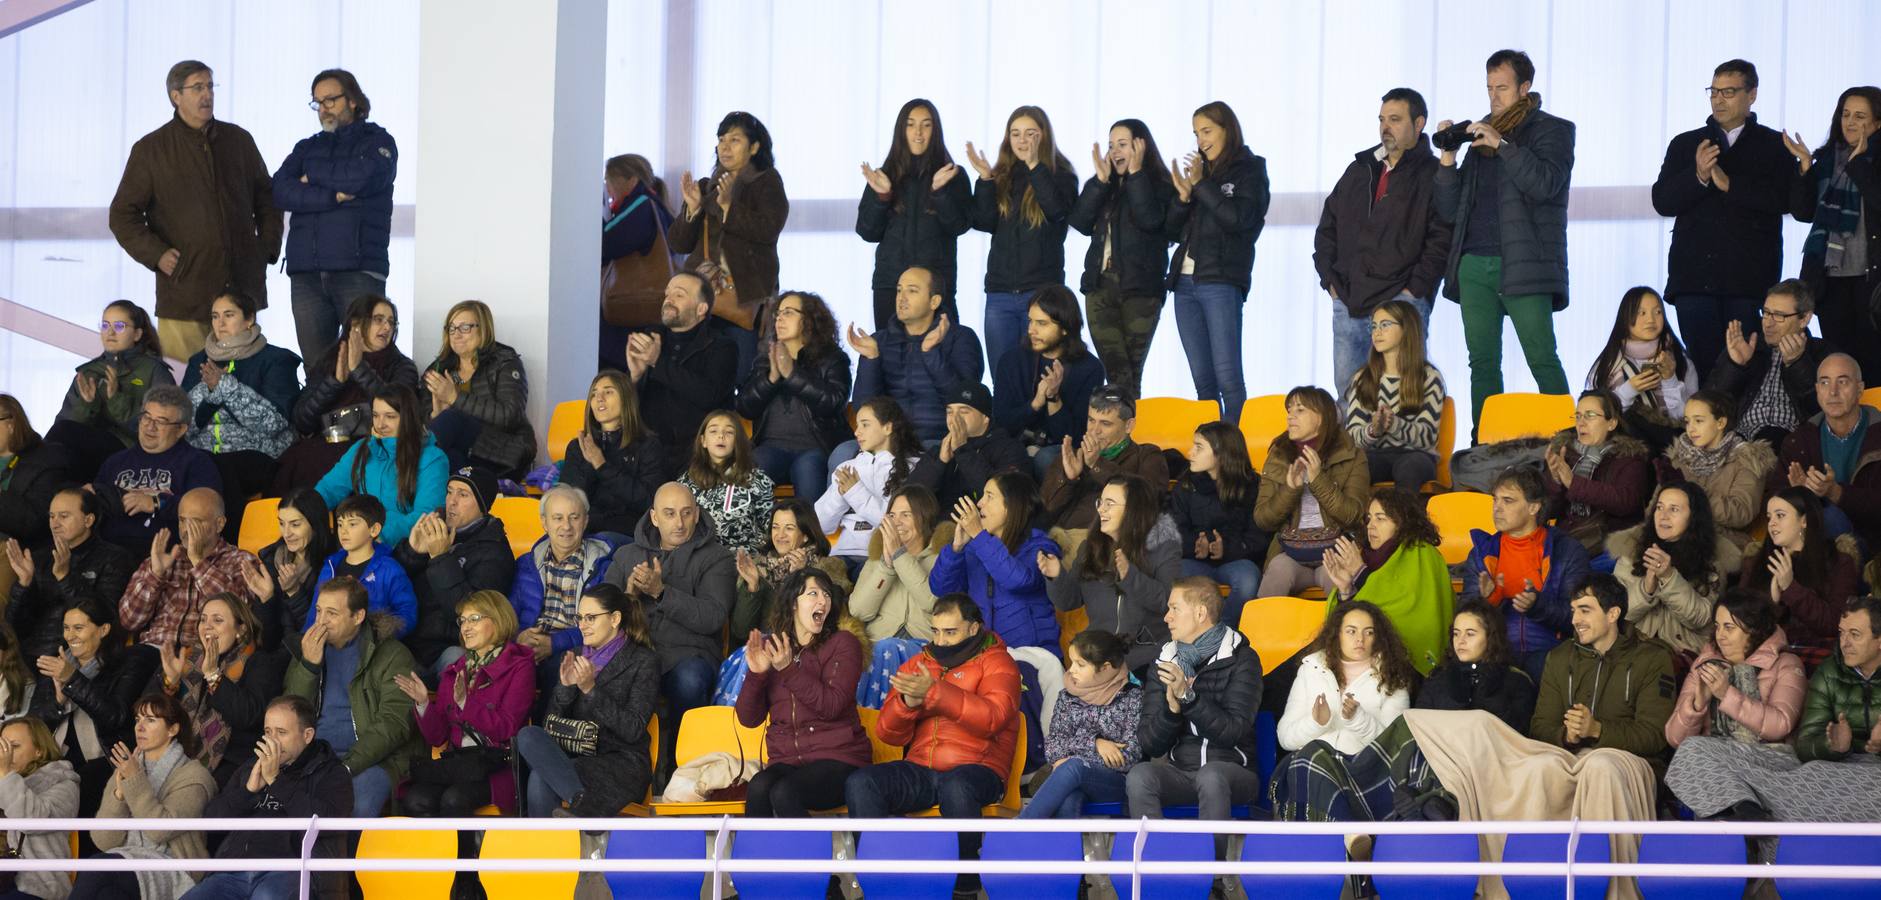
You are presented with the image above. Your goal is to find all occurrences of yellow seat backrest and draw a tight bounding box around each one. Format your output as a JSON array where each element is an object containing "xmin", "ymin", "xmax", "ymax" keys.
[
  {"xmin": 1238, "ymin": 394, "xmax": 1289, "ymax": 471},
  {"xmin": 490, "ymin": 496, "xmax": 545, "ymax": 559},
  {"xmin": 237, "ymin": 497, "xmax": 283, "ymax": 554},
  {"xmin": 1133, "ymin": 397, "xmax": 1219, "ymax": 457},
  {"xmin": 479, "ymin": 828, "xmax": 580, "ymax": 897},
  {"xmin": 1056, "ymin": 606, "xmax": 1089, "ymax": 657},
  {"xmin": 857, "ymin": 706, "xmax": 904, "ymax": 763},
  {"xmin": 671, "ymin": 705, "xmax": 767, "ymax": 767},
  {"xmin": 545, "ymin": 399, "xmax": 586, "ymax": 463},
  {"xmin": 1237, "ymin": 596, "xmax": 1328, "ymax": 675},
  {"xmin": 1429, "ymin": 491, "xmax": 1494, "ymax": 567},
  {"xmin": 1477, "ymin": 392, "xmax": 1574, "ymax": 445},
  {"xmin": 1433, "ymin": 397, "xmax": 1457, "ymax": 488},
  {"xmin": 358, "ymin": 820, "xmax": 457, "ymax": 900}
]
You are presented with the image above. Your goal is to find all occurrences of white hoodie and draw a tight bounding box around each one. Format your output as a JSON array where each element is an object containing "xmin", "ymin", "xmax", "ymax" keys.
[{"xmin": 1277, "ymin": 650, "xmax": 1411, "ymax": 755}]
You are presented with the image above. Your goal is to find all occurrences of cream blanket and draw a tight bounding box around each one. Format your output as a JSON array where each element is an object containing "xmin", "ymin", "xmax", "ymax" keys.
[{"xmin": 1403, "ymin": 708, "xmax": 1656, "ymax": 900}]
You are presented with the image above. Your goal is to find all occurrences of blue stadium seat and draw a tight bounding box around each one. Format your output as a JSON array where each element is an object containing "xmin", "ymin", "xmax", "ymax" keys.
[
  {"xmin": 855, "ymin": 830, "xmax": 958, "ymax": 900},
  {"xmin": 1239, "ymin": 831, "xmax": 1346, "ymax": 898},
  {"xmin": 1110, "ymin": 830, "xmax": 1214, "ymax": 899},
  {"xmin": 980, "ymin": 829, "xmax": 1084, "ymax": 899},
  {"xmin": 1773, "ymin": 835, "xmax": 1881, "ymax": 900},
  {"xmin": 1636, "ymin": 832, "xmax": 1746, "ymax": 899},
  {"xmin": 1372, "ymin": 832, "xmax": 1479, "ymax": 899},
  {"xmin": 604, "ymin": 826, "xmax": 707, "ymax": 898},
  {"xmin": 1501, "ymin": 831, "xmax": 1611, "ymax": 900},
  {"xmin": 730, "ymin": 829, "xmax": 836, "ymax": 900}
]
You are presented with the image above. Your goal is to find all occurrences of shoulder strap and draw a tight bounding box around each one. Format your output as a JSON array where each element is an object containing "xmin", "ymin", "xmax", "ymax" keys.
[{"xmin": 603, "ymin": 195, "xmax": 650, "ymax": 232}]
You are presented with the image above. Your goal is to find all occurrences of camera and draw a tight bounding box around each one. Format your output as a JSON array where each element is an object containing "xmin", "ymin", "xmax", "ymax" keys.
[{"xmin": 1432, "ymin": 120, "xmax": 1476, "ymax": 152}]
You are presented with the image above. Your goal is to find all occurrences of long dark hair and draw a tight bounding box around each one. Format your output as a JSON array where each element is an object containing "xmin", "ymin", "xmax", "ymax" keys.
[
  {"xmin": 1307, "ymin": 600, "xmax": 1417, "ymax": 695},
  {"xmin": 277, "ymin": 487, "xmax": 337, "ymax": 565},
  {"xmin": 0, "ymin": 622, "xmax": 28, "ymax": 716},
  {"xmin": 1192, "ymin": 421, "xmax": 1255, "ymax": 506},
  {"xmin": 880, "ymin": 98, "xmax": 954, "ymax": 190},
  {"xmin": 582, "ymin": 583, "xmax": 652, "ymax": 649},
  {"xmin": 767, "ymin": 499, "xmax": 832, "ymax": 558},
  {"xmin": 1076, "ymin": 474, "xmax": 1160, "ymax": 581},
  {"xmin": 993, "ymin": 105, "xmax": 1074, "ymax": 227},
  {"xmin": 1351, "ymin": 299, "xmax": 1434, "ymax": 415},
  {"xmin": 0, "ymin": 394, "xmax": 42, "ymax": 456},
  {"xmin": 1447, "ymin": 601, "xmax": 1513, "ymax": 668},
  {"xmin": 686, "ymin": 411, "xmax": 757, "ymax": 489},
  {"xmin": 858, "ymin": 397, "xmax": 921, "ymax": 496},
  {"xmin": 1368, "ymin": 486, "xmax": 1441, "ymax": 548},
  {"xmin": 1026, "ymin": 286, "xmax": 1090, "ymax": 362},
  {"xmin": 354, "ymin": 384, "xmax": 425, "ymax": 511},
  {"xmin": 1105, "ymin": 118, "xmax": 1170, "ymax": 187},
  {"xmin": 319, "ymin": 294, "xmax": 400, "ymax": 374},
  {"xmin": 586, "ymin": 369, "xmax": 648, "ymax": 447},
  {"xmin": 103, "ymin": 300, "xmax": 164, "ymax": 358},
  {"xmin": 1632, "ymin": 481, "xmax": 1720, "ymax": 587},
  {"xmin": 1192, "ymin": 101, "xmax": 1246, "ymax": 178},
  {"xmin": 770, "ymin": 290, "xmax": 841, "ymax": 364},
  {"xmin": 1270, "ymin": 386, "xmax": 1347, "ymax": 466},
  {"xmin": 1592, "ymin": 287, "xmax": 1688, "ymax": 393},
  {"xmin": 986, "ymin": 471, "xmax": 1040, "ymax": 554},
  {"xmin": 1817, "ymin": 86, "xmax": 1881, "ymax": 156},
  {"xmin": 769, "ymin": 567, "xmax": 848, "ymax": 656},
  {"xmin": 1750, "ymin": 487, "xmax": 1834, "ymax": 594}
]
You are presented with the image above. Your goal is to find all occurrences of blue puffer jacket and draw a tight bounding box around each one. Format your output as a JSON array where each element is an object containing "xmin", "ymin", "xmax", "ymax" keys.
[
  {"xmin": 271, "ymin": 120, "xmax": 398, "ymax": 275},
  {"xmin": 313, "ymin": 432, "xmax": 449, "ymax": 547},
  {"xmin": 311, "ymin": 543, "xmax": 418, "ymax": 638},
  {"xmin": 510, "ymin": 534, "xmax": 618, "ymax": 656},
  {"xmin": 930, "ymin": 529, "xmax": 1061, "ymax": 653},
  {"xmin": 1458, "ymin": 525, "xmax": 1591, "ymax": 660},
  {"xmin": 851, "ymin": 318, "xmax": 984, "ymax": 443}
]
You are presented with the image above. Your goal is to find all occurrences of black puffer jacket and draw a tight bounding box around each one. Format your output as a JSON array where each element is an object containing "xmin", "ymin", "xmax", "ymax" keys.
[
  {"xmin": 32, "ymin": 647, "xmax": 160, "ymax": 759},
  {"xmin": 1139, "ymin": 626, "xmax": 1263, "ymax": 769},
  {"xmin": 1069, "ymin": 170, "xmax": 1176, "ymax": 294},
  {"xmin": 558, "ymin": 427, "xmax": 667, "ymax": 537},
  {"xmin": 856, "ymin": 167, "xmax": 974, "ymax": 293},
  {"xmin": 972, "ymin": 164, "xmax": 1079, "ymax": 293},
  {"xmin": 292, "ymin": 345, "xmax": 420, "ymax": 435},
  {"xmin": 1313, "ymin": 136, "xmax": 1453, "ymax": 316},
  {"xmin": 395, "ymin": 516, "xmax": 516, "ymax": 667},
  {"xmin": 7, "ymin": 535, "xmax": 135, "ymax": 660},
  {"xmin": 735, "ymin": 345, "xmax": 853, "ymax": 454},
  {"xmin": 906, "ymin": 428, "xmax": 1028, "ymax": 511},
  {"xmin": 1166, "ymin": 146, "xmax": 1271, "ymax": 294},
  {"xmin": 1168, "ymin": 472, "xmax": 1268, "ymax": 566},
  {"xmin": 207, "ymin": 738, "xmax": 352, "ymax": 860},
  {"xmin": 418, "ymin": 341, "xmax": 536, "ymax": 476},
  {"xmin": 1415, "ymin": 660, "xmax": 1537, "ymax": 734},
  {"xmin": 1434, "ymin": 107, "xmax": 1577, "ymax": 309}
]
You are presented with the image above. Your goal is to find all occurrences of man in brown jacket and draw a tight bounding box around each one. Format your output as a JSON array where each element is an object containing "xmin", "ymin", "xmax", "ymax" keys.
[
  {"xmin": 109, "ymin": 59, "xmax": 282, "ymax": 361},
  {"xmin": 1040, "ymin": 386, "xmax": 1170, "ymax": 532}
]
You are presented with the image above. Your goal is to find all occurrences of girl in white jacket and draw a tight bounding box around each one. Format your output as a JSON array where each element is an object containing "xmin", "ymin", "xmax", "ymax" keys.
[
  {"xmin": 815, "ymin": 398, "xmax": 921, "ymax": 566},
  {"xmin": 1277, "ymin": 600, "xmax": 1417, "ymax": 755}
]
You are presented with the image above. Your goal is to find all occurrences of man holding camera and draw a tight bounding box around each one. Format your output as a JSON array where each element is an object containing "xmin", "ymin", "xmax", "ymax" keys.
[{"xmin": 1432, "ymin": 49, "xmax": 1576, "ymax": 439}]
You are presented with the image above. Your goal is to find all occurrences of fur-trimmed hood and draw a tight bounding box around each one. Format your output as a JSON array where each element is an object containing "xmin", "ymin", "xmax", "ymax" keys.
[
  {"xmin": 1667, "ymin": 432, "xmax": 1776, "ymax": 480},
  {"xmin": 1547, "ymin": 427, "xmax": 1650, "ymax": 460}
]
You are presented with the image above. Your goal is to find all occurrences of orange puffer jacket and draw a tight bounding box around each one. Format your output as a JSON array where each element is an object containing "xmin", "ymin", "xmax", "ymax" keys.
[{"xmin": 877, "ymin": 633, "xmax": 1021, "ymax": 780}]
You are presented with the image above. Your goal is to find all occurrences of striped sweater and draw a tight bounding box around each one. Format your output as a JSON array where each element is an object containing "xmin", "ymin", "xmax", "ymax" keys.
[{"xmin": 1341, "ymin": 365, "xmax": 1446, "ymax": 453}]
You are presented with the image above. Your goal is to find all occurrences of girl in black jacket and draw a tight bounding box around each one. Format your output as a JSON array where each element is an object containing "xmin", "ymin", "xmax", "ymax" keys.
[
  {"xmin": 1167, "ymin": 101, "xmax": 1271, "ymax": 424},
  {"xmin": 275, "ymin": 294, "xmax": 420, "ymax": 493},
  {"xmin": 1171, "ymin": 422, "xmax": 1267, "ymax": 631},
  {"xmin": 421, "ymin": 299, "xmax": 537, "ymax": 478},
  {"xmin": 30, "ymin": 598, "xmax": 158, "ymax": 828},
  {"xmin": 858, "ymin": 98, "xmax": 973, "ymax": 328},
  {"xmin": 244, "ymin": 488, "xmax": 336, "ymax": 652},
  {"xmin": 1414, "ymin": 601, "xmax": 1536, "ymax": 733},
  {"xmin": 965, "ymin": 105, "xmax": 1079, "ymax": 377},
  {"xmin": 735, "ymin": 291, "xmax": 853, "ymax": 499},
  {"xmin": 1068, "ymin": 119, "xmax": 1176, "ymax": 397},
  {"xmin": 560, "ymin": 369, "xmax": 667, "ymax": 539}
]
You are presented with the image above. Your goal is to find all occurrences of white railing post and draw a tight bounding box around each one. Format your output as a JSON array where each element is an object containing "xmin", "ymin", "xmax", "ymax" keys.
[
  {"xmin": 712, "ymin": 815, "xmax": 732, "ymax": 900},
  {"xmin": 298, "ymin": 814, "xmax": 321, "ymax": 900},
  {"xmin": 1565, "ymin": 816, "xmax": 1583, "ymax": 900},
  {"xmin": 1129, "ymin": 817, "xmax": 1148, "ymax": 900}
]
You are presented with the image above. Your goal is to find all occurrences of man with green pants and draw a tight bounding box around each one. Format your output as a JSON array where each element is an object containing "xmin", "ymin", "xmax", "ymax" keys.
[{"xmin": 1433, "ymin": 49, "xmax": 1577, "ymax": 438}]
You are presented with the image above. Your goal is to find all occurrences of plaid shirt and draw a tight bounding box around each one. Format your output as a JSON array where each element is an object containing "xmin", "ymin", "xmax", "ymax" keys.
[
  {"xmin": 1737, "ymin": 352, "xmax": 1799, "ymax": 438},
  {"xmin": 536, "ymin": 547, "xmax": 591, "ymax": 633},
  {"xmin": 119, "ymin": 539, "xmax": 257, "ymax": 649}
]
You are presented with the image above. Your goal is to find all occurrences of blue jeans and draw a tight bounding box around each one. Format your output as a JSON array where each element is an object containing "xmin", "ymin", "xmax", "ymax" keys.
[
  {"xmin": 754, "ymin": 444, "xmax": 829, "ymax": 499},
  {"xmin": 352, "ymin": 764, "xmax": 394, "ymax": 817},
  {"xmin": 1019, "ymin": 756, "xmax": 1128, "ymax": 819},
  {"xmin": 289, "ymin": 270, "xmax": 385, "ymax": 377},
  {"xmin": 659, "ymin": 657, "xmax": 717, "ymax": 776},
  {"xmin": 1180, "ymin": 558, "xmax": 1262, "ymax": 631},
  {"xmin": 1331, "ymin": 293, "xmax": 1434, "ymax": 395},
  {"xmin": 181, "ymin": 871, "xmax": 300, "ymax": 900},
  {"xmin": 983, "ymin": 290, "xmax": 1037, "ymax": 380},
  {"xmin": 515, "ymin": 725, "xmax": 583, "ymax": 817},
  {"xmin": 1172, "ymin": 277, "xmax": 1247, "ymax": 423},
  {"xmin": 1673, "ymin": 293, "xmax": 1763, "ymax": 384}
]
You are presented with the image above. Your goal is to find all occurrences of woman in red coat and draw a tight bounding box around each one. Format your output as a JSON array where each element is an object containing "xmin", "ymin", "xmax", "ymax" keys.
[{"xmin": 735, "ymin": 567, "xmax": 871, "ymax": 816}]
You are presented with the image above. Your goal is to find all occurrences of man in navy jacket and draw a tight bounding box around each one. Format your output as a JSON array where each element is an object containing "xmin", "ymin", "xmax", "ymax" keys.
[
  {"xmin": 850, "ymin": 265, "xmax": 985, "ymax": 443},
  {"xmin": 272, "ymin": 68, "xmax": 398, "ymax": 374}
]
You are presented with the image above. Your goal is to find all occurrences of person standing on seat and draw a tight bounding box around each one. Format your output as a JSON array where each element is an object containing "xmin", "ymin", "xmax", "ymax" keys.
[
  {"xmin": 857, "ymin": 98, "xmax": 972, "ymax": 328},
  {"xmin": 1069, "ymin": 119, "xmax": 1175, "ymax": 397},
  {"xmin": 965, "ymin": 105, "xmax": 1078, "ymax": 378}
]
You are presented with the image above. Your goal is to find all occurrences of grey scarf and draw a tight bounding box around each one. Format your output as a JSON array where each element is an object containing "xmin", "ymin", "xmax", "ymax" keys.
[
  {"xmin": 202, "ymin": 325, "xmax": 267, "ymax": 363},
  {"xmin": 1173, "ymin": 624, "xmax": 1230, "ymax": 679},
  {"xmin": 124, "ymin": 742, "xmax": 187, "ymax": 851},
  {"xmin": 1670, "ymin": 431, "xmax": 1743, "ymax": 481},
  {"xmin": 1569, "ymin": 440, "xmax": 1611, "ymax": 520},
  {"xmin": 1713, "ymin": 663, "xmax": 1765, "ymax": 745}
]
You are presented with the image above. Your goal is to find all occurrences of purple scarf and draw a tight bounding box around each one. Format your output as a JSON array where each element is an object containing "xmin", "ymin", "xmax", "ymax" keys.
[{"xmin": 584, "ymin": 633, "xmax": 627, "ymax": 672}]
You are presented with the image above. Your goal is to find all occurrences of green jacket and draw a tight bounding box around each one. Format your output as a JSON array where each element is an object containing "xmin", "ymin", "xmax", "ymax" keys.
[
  {"xmin": 1796, "ymin": 653, "xmax": 1881, "ymax": 763},
  {"xmin": 283, "ymin": 614, "xmax": 422, "ymax": 780},
  {"xmin": 56, "ymin": 348, "xmax": 176, "ymax": 446},
  {"xmin": 1530, "ymin": 629, "xmax": 1676, "ymax": 760},
  {"xmin": 1331, "ymin": 542, "xmax": 1455, "ymax": 674}
]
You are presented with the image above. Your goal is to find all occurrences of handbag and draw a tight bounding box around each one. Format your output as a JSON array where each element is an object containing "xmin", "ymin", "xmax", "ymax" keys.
[
  {"xmin": 601, "ymin": 195, "xmax": 676, "ymax": 328},
  {"xmin": 544, "ymin": 714, "xmax": 599, "ymax": 757},
  {"xmin": 698, "ymin": 216, "xmax": 759, "ymax": 330}
]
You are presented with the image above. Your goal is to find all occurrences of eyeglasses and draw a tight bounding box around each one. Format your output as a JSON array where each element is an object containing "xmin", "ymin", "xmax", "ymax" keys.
[
  {"xmin": 446, "ymin": 322, "xmax": 480, "ymax": 336},
  {"xmin": 1573, "ymin": 411, "xmax": 1610, "ymax": 422},
  {"xmin": 1368, "ymin": 319, "xmax": 1402, "ymax": 333},
  {"xmin": 178, "ymin": 82, "xmax": 217, "ymax": 96},
  {"xmin": 99, "ymin": 321, "xmax": 131, "ymax": 334},
  {"xmin": 309, "ymin": 94, "xmax": 348, "ymax": 111},
  {"xmin": 774, "ymin": 306, "xmax": 803, "ymax": 319},
  {"xmin": 456, "ymin": 613, "xmax": 490, "ymax": 627},
  {"xmin": 140, "ymin": 414, "xmax": 185, "ymax": 429},
  {"xmin": 369, "ymin": 314, "xmax": 397, "ymax": 328},
  {"xmin": 1759, "ymin": 307, "xmax": 1800, "ymax": 321},
  {"xmin": 1705, "ymin": 86, "xmax": 1748, "ymax": 99},
  {"xmin": 576, "ymin": 613, "xmax": 612, "ymax": 625}
]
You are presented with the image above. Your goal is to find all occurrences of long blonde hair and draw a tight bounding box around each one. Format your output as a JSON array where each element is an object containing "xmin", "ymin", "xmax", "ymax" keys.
[{"xmin": 993, "ymin": 105, "xmax": 1074, "ymax": 228}]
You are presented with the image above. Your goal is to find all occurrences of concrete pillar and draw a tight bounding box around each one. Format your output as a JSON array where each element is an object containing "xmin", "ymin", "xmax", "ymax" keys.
[{"xmin": 414, "ymin": 0, "xmax": 607, "ymax": 466}]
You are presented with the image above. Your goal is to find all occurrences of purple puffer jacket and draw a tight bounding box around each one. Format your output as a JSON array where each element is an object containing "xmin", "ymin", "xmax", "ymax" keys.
[
  {"xmin": 736, "ymin": 630, "xmax": 872, "ymax": 768},
  {"xmin": 1044, "ymin": 680, "xmax": 1144, "ymax": 766}
]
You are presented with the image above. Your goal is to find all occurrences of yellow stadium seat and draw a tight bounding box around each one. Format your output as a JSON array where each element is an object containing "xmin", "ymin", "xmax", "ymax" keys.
[
  {"xmin": 857, "ymin": 706, "xmax": 904, "ymax": 764},
  {"xmin": 911, "ymin": 716, "xmax": 1026, "ymax": 817},
  {"xmin": 1132, "ymin": 397, "xmax": 1219, "ymax": 457},
  {"xmin": 490, "ymin": 496, "xmax": 544, "ymax": 558},
  {"xmin": 1429, "ymin": 491, "xmax": 1494, "ymax": 567},
  {"xmin": 479, "ymin": 828, "xmax": 580, "ymax": 898},
  {"xmin": 1477, "ymin": 392, "xmax": 1574, "ymax": 445},
  {"xmin": 357, "ymin": 820, "xmax": 457, "ymax": 900},
  {"xmin": 1056, "ymin": 606, "xmax": 1089, "ymax": 657},
  {"xmin": 237, "ymin": 497, "xmax": 282, "ymax": 554},
  {"xmin": 1237, "ymin": 596, "xmax": 1328, "ymax": 675},
  {"xmin": 1433, "ymin": 397, "xmax": 1457, "ymax": 488},
  {"xmin": 1238, "ymin": 394, "xmax": 1288, "ymax": 470},
  {"xmin": 643, "ymin": 706, "xmax": 767, "ymax": 816},
  {"xmin": 1863, "ymin": 386, "xmax": 1881, "ymax": 410},
  {"xmin": 545, "ymin": 399, "xmax": 586, "ymax": 463}
]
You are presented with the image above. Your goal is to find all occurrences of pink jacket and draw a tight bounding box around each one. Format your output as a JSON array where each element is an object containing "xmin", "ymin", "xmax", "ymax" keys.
[
  {"xmin": 1665, "ymin": 629, "xmax": 1807, "ymax": 747},
  {"xmin": 414, "ymin": 641, "xmax": 535, "ymax": 812}
]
